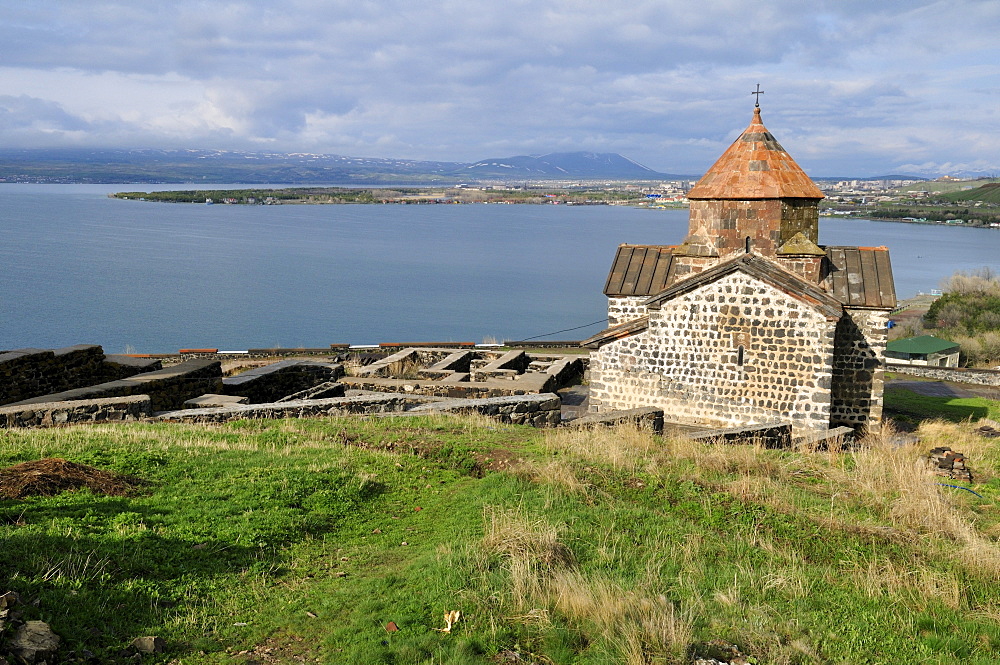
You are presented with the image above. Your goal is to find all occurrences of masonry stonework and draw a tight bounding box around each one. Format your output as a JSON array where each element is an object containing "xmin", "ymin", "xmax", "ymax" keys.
[
  {"xmin": 607, "ymin": 297, "xmax": 648, "ymax": 327},
  {"xmin": 590, "ymin": 273, "xmax": 837, "ymax": 431},
  {"xmin": 830, "ymin": 309, "xmax": 888, "ymax": 430},
  {"xmin": 584, "ymin": 106, "xmax": 895, "ymax": 436}
]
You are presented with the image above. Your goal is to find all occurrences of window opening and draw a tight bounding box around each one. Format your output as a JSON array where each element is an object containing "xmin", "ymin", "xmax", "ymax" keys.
[
  {"xmin": 737, "ymin": 345, "xmax": 745, "ymax": 366},
  {"xmin": 745, "ymin": 236, "xmax": 752, "ymax": 253}
]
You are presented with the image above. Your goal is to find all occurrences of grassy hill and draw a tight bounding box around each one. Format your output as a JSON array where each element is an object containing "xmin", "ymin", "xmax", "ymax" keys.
[
  {"xmin": 3, "ymin": 410, "xmax": 1000, "ymax": 664},
  {"xmin": 942, "ymin": 183, "xmax": 1000, "ymax": 204},
  {"xmin": 896, "ymin": 178, "xmax": 1000, "ymax": 195}
]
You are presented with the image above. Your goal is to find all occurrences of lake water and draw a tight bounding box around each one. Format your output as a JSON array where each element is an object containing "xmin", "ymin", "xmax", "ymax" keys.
[{"xmin": 1, "ymin": 184, "xmax": 998, "ymax": 353}]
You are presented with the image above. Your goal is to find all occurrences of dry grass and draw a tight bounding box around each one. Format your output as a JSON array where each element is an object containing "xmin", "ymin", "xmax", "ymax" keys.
[
  {"xmin": 849, "ymin": 555, "xmax": 962, "ymax": 609},
  {"xmin": 481, "ymin": 506, "xmax": 573, "ymax": 570},
  {"xmin": 340, "ymin": 356, "xmax": 367, "ymax": 376},
  {"xmin": 531, "ymin": 418, "xmax": 1000, "ymax": 657},
  {"xmin": 516, "ymin": 459, "xmax": 590, "ymax": 496},
  {"xmin": 481, "ymin": 505, "xmax": 693, "ymax": 663},
  {"xmin": 831, "ymin": 423, "xmax": 1000, "ymax": 577},
  {"xmin": 543, "ymin": 424, "xmax": 661, "ymax": 475}
]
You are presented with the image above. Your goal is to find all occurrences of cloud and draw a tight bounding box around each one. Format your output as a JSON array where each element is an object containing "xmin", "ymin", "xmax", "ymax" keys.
[{"xmin": 0, "ymin": 0, "xmax": 998, "ymax": 175}]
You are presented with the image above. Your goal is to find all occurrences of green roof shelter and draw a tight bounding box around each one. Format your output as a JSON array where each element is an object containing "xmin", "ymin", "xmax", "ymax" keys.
[{"xmin": 885, "ymin": 335, "xmax": 960, "ymax": 367}]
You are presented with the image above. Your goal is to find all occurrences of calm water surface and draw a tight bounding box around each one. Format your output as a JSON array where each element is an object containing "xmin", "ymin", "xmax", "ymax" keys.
[{"xmin": 1, "ymin": 184, "xmax": 997, "ymax": 352}]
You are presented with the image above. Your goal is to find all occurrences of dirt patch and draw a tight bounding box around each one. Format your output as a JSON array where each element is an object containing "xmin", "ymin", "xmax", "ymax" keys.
[
  {"xmin": 0, "ymin": 458, "xmax": 147, "ymax": 500},
  {"xmin": 475, "ymin": 447, "xmax": 526, "ymax": 472},
  {"xmin": 222, "ymin": 632, "xmax": 318, "ymax": 664}
]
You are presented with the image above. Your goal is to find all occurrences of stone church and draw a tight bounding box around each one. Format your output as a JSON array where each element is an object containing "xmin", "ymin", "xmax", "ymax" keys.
[{"xmin": 583, "ymin": 106, "xmax": 896, "ymax": 435}]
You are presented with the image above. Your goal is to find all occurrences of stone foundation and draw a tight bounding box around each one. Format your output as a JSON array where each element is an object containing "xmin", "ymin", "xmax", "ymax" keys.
[
  {"xmin": 408, "ymin": 393, "xmax": 561, "ymax": 427},
  {"xmin": 686, "ymin": 422, "xmax": 792, "ymax": 449},
  {"xmin": 156, "ymin": 394, "xmax": 432, "ymax": 423},
  {"xmin": 155, "ymin": 392, "xmax": 562, "ymax": 427},
  {"xmin": 0, "ymin": 396, "xmax": 152, "ymax": 428},
  {"xmin": 0, "ymin": 345, "xmax": 160, "ymax": 406},
  {"xmin": 569, "ymin": 407, "xmax": 664, "ymax": 433},
  {"xmin": 9, "ymin": 359, "xmax": 223, "ymax": 412},
  {"xmin": 223, "ymin": 360, "xmax": 344, "ymax": 403},
  {"xmin": 342, "ymin": 349, "xmax": 582, "ymax": 399}
]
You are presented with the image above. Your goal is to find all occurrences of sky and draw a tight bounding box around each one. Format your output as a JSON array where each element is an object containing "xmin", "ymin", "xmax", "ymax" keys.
[{"xmin": 1, "ymin": 0, "xmax": 999, "ymax": 177}]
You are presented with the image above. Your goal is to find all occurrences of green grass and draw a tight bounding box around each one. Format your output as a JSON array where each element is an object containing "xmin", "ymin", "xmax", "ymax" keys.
[
  {"xmin": 942, "ymin": 183, "xmax": 1000, "ymax": 204},
  {"xmin": 884, "ymin": 387, "xmax": 1000, "ymax": 423},
  {"xmin": 3, "ymin": 412, "xmax": 1000, "ymax": 664}
]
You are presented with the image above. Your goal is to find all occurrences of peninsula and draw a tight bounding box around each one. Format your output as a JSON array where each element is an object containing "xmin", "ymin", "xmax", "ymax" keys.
[{"xmin": 110, "ymin": 185, "xmax": 678, "ymax": 206}]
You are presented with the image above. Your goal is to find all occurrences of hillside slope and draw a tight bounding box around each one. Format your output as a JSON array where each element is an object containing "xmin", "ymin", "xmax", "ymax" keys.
[
  {"xmin": 2, "ymin": 414, "xmax": 999, "ymax": 663},
  {"xmin": 942, "ymin": 182, "xmax": 1000, "ymax": 203}
]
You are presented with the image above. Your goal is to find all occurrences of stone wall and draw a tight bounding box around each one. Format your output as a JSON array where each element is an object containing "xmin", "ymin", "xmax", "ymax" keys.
[
  {"xmin": 0, "ymin": 345, "xmax": 162, "ymax": 406},
  {"xmin": 419, "ymin": 351, "xmax": 475, "ymax": 377},
  {"xmin": 223, "ymin": 360, "xmax": 344, "ymax": 403},
  {"xmin": 887, "ymin": 363, "xmax": 1000, "ymax": 386},
  {"xmin": 0, "ymin": 396, "xmax": 152, "ymax": 428},
  {"xmin": 686, "ymin": 422, "xmax": 792, "ymax": 449},
  {"xmin": 591, "ymin": 272, "xmax": 837, "ymax": 433},
  {"xmin": 607, "ymin": 296, "xmax": 648, "ymax": 327},
  {"xmin": 155, "ymin": 392, "xmax": 562, "ymax": 427},
  {"xmin": 156, "ymin": 394, "xmax": 434, "ymax": 423},
  {"xmin": 408, "ymin": 393, "xmax": 561, "ymax": 427},
  {"xmin": 9, "ymin": 359, "xmax": 222, "ymax": 412},
  {"xmin": 684, "ymin": 199, "xmax": 819, "ymax": 257},
  {"xmin": 830, "ymin": 308, "xmax": 888, "ymax": 432},
  {"xmin": 1, "ymin": 345, "xmax": 105, "ymax": 405},
  {"xmin": 569, "ymin": 406, "xmax": 664, "ymax": 433},
  {"xmin": 101, "ymin": 355, "xmax": 164, "ymax": 380},
  {"xmin": 778, "ymin": 255, "xmax": 825, "ymax": 285}
]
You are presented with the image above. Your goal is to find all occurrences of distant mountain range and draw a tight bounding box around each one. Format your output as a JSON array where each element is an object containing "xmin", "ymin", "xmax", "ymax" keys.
[
  {"xmin": 0, "ymin": 148, "xmax": 694, "ymax": 184},
  {"xmin": 462, "ymin": 152, "xmax": 680, "ymax": 179}
]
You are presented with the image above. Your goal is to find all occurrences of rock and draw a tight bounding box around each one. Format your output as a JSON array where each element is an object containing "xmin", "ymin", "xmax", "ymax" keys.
[
  {"xmin": 0, "ymin": 591, "xmax": 21, "ymax": 610},
  {"xmin": 9, "ymin": 620, "xmax": 61, "ymax": 663},
  {"xmin": 130, "ymin": 636, "xmax": 166, "ymax": 654}
]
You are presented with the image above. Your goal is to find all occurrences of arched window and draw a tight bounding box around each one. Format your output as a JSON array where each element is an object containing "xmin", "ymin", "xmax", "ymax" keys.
[{"xmin": 745, "ymin": 236, "xmax": 752, "ymax": 253}]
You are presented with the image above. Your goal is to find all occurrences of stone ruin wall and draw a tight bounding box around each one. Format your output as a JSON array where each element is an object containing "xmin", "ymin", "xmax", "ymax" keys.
[
  {"xmin": 0, "ymin": 396, "xmax": 151, "ymax": 428},
  {"xmin": 829, "ymin": 308, "xmax": 889, "ymax": 433},
  {"xmin": 1, "ymin": 345, "xmax": 107, "ymax": 405},
  {"xmin": 9, "ymin": 359, "xmax": 222, "ymax": 412},
  {"xmin": 590, "ymin": 272, "xmax": 837, "ymax": 433}
]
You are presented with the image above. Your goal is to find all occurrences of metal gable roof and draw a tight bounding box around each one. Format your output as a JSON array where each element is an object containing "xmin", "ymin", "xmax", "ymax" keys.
[
  {"xmin": 822, "ymin": 246, "xmax": 896, "ymax": 309},
  {"xmin": 603, "ymin": 244, "xmax": 677, "ymax": 297},
  {"xmin": 886, "ymin": 335, "xmax": 959, "ymax": 356}
]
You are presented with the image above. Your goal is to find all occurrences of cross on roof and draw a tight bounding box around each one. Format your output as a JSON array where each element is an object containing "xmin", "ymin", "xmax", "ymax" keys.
[{"xmin": 751, "ymin": 83, "xmax": 763, "ymax": 108}]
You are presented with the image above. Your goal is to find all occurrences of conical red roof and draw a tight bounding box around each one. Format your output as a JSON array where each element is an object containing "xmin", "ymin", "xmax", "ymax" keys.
[{"xmin": 686, "ymin": 108, "xmax": 824, "ymax": 200}]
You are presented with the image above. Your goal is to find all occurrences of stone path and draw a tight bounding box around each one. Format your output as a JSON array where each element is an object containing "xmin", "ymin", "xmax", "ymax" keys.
[
  {"xmin": 558, "ymin": 384, "xmax": 589, "ymax": 421},
  {"xmin": 887, "ymin": 379, "xmax": 999, "ymax": 399}
]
